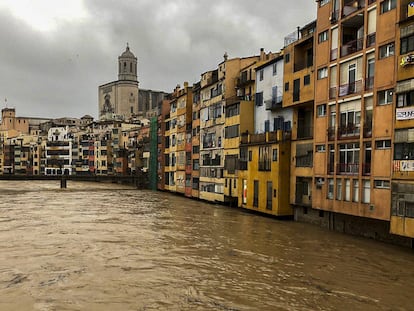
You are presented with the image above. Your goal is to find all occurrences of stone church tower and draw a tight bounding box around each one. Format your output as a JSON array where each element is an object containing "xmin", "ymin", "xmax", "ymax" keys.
[{"xmin": 98, "ymin": 44, "xmax": 139, "ymax": 120}]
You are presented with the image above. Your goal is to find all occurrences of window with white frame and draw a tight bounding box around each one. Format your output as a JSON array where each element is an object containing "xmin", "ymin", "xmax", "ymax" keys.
[
  {"xmin": 353, "ymin": 180, "xmax": 359, "ymax": 202},
  {"xmin": 336, "ymin": 179, "xmax": 342, "ymax": 200},
  {"xmin": 317, "ymin": 104, "xmax": 327, "ymax": 117},
  {"xmin": 319, "ymin": 0, "xmax": 330, "ymax": 7},
  {"xmin": 380, "ymin": 0, "xmax": 396, "ymax": 14},
  {"xmin": 379, "ymin": 43, "xmax": 395, "ymax": 59},
  {"xmin": 377, "ymin": 89, "xmax": 393, "ymax": 105},
  {"xmin": 345, "ymin": 179, "xmax": 351, "ymax": 201},
  {"xmin": 362, "ymin": 180, "xmax": 371, "ymax": 203},
  {"xmin": 374, "ymin": 180, "xmax": 390, "ymax": 189},
  {"xmin": 318, "ymin": 30, "xmax": 328, "ymax": 43},
  {"xmin": 327, "ymin": 178, "xmax": 334, "ymax": 199},
  {"xmin": 317, "ymin": 67, "xmax": 328, "ymax": 79},
  {"xmin": 272, "ymin": 63, "xmax": 277, "ymax": 76},
  {"xmin": 375, "ymin": 140, "xmax": 391, "ymax": 149},
  {"xmin": 316, "ymin": 145, "xmax": 326, "ymax": 152}
]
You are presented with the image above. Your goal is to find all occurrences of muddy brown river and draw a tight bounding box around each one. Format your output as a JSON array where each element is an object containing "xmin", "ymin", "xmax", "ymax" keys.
[{"xmin": 0, "ymin": 181, "xmax": 413, "ymax": 310}]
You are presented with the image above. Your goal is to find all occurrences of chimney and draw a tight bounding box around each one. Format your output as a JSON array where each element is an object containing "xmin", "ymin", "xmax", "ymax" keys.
[
  {"xmin": 223, "ymin": 52, "xmax": 228, "ymax": 61},
  {"xmin": 260, "ymin": 48, "xmax": 265, "ymax": 61}
]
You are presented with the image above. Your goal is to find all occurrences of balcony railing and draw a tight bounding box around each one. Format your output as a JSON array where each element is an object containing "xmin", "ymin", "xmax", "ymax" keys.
[
  {"xmin": 331, "ymin": 48, "xmax": 338, "ymax": 61},
  {"xmin": 328, "ymin": 127, "xmax": 336, "ymax": 141},
  {"xmin": 365, "ymin": 77, "xmax": 374, "ymax": 91},
  {"xmin": 338, "ymin": 124, "xmax": 360, "ymax": 138},
  {"xmin": 363, "ymin": 162, "xmax": 371, "ymax": 176},
  {"xmin": 363, "ymin": 126, "xmax": 372, "ymax": 138},
  {"xmin": 329, "ymin": 87, "xmax": 337, "ymax": 99},
  {"xmin": 342, "ymin": 0, "xmax": 365, "ymax": 17},
  {"xmin": 337, "ymin": 162, "xmax": 359, "ymax": 175},
  {"xmin": 338, "ymin": 80, "xmax": 363, "ymax": 97},
  {"xmin": 366, "ymin": 33, "xmax": 376, "ymax": 48},
  {"xmin": 297, "ymin": 126, "xmax": 313, "ymax": 139},
  {"xmin": 265, "ymin": 96, "xmax": 283, "ymax": 110},
  {"xmin": 341, "ymin": 38, "xmax": 364, "ymax": 57}
]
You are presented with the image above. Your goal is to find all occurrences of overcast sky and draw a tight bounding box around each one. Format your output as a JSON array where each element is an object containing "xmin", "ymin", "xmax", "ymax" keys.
[{"xmin": 0, "ymin": 0, "xmax": 316, "ymax": 119}]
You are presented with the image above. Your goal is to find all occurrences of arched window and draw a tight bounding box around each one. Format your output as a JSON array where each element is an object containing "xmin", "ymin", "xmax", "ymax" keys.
[{"xmin": 124, "ymin": 62, "xmax": 127, "ymax": 72}]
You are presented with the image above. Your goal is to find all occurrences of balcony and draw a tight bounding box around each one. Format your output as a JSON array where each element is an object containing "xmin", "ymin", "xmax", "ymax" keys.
[
  {"xmin": 342, "ymin": 0, "xmax": 365, "ymax": 18},
  {"xmin": 338, "ymin": 80, "xmax": 363, "ymax": 97},
  {"xmin": 294, "ymin": 58, "xmax": 313, "ymax": 72},
  {"xmin": 341, "ymin": 38, "xmax": 364, "ymax": 57},
  {"xmin": 328, "ymin": 127, "xmax": 336, "ymax": 141},
  {"xmin": 366, "ymin": 33, "xmax": 376, "ymax": 48},
  {"xmin": 331, "ymin": 48, "xmax": 338, "ymax": 61},
  {"xmin": 365, "ymin": 77, "xmax": 374, "ymax": 91},
  {"xmin": 363, "ymin": 162, "xmax": 371, "ymax": 176},
  {"xmin": 363, "ymin": 126, "xmax": 372, "ymax": 138},
  {"xmin": 297, "ymin": 126, "xmax": 313, "ymax": 139},
  {"xmin": 265, "ymin": 96, "xmax": 283, "ymax": 111},
  {"xmin": 238, "ymin": 160, "xmax": 248, "ymax": 171},
  {"xmin": 337, "ymin": 162, "xmax": 359, "ymax": 175},
  {"xmin": 338, "ymin": 124, "xmax": 360, "ymax": 139},
  {"xmin": 329, "ymin": 86, "xmax": 337, "ymax": 99},
  {"xmin": 237, "ymin": 71, "xmax": 254, "ymax": 87}
]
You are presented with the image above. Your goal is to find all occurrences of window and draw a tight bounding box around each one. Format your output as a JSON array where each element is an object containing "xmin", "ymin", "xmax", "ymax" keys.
[
  {"xmin": 397, "ymin": 90, "xmax": 414, "ymax": 108},
  {"xmin": 327, "ymin": 178, "xmax": 334, "ymax": 199},
  {"xmin": 377, "ymin": 89, "xmax": 393, "ymax": 105},
  {"xmin": 317, "ymin": 104, "xmax": 327, "ymax": 117},
  {"xmin": 374, "ymin": 180, "xmax": 390, "ymax": 189},
  {"xmin": 375, "ymin": 140, "xmax": 391, "ymax": 149},
  {"xmin": 339, "ymin": 143, "xmax": 360, "ymax": 174},
  {"xmin": 362, "ymin": 180, "xmax": 371, "ymax": 203},
  {"xmin": 336, "ymin": 179, "xmax": 342, "ymax": 200},
  {"xmin": 259, "ymin": 69, "xmax": 264, "ymax": 81},
  {"xmin": 253, "ymin": 180, "xmax": 259, "ymax": 207},
  {"xmin": 259, "ymin": 146, "xmax": 271, "ymax": 171},
  {"xmin": 345, "ymin": 179, "xmax": 351, "ymax": 201},
  {"xmin": 255, "ymin": 92, "xmax": 263, "ymax": 106},
  {"xmin": 272, "ymin": 63, "xmax": 277, "ymax": 75},
  {"xmin": 379, "ymin": 43, "xmax": 395, "ymax": 59},
  {"xmin": 380, "ymin": 0, "xmax": 396, "ymax": 14},
  {"xmin": 249, "ymin": 150, "xmax": 252, "ymax": 161},
  {"xmin": 272, "ymin": 149, "xmax": 278, "ymax": 161},
  {"xmin": 317, "ymin": 67, "xmax": 328, "ymax": 79},
  {"xmin": 319, "ymin": 0, "xmax": 330, "ymax": 6},
  {"xmin": 316, "ymin": 145, "xmax": 326, "ymax": 152},
  {"xmin": 284, "ymin": 53, "xmax": 290, "ymax": 63},
  {"xmin": 304, "ymin": 75, "xmax": 310, "ymax": 86},
  {"xmin": 318, "ymin": 30, "xmax": 328, "ymax": 43},
  {"xmin": 285, "ymin": 82, "xmax": 289, "ymax": 91},
  {"xmin": 401, "ymin": 35, "xmax": 414, "ymax": 55},
  {"xmin": 394, "ymin": 142, "xmax": 414, "ymax": 160},
  {"xmin": 225, "ymin": 125, "xmax": 239, "ymax": 139},
  {"xmin": 353, "ymin": 180, "xmax": 359, "ymax": 202}
]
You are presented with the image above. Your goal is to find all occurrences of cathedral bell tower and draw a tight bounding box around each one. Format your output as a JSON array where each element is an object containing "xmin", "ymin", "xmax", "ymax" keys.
[{"xmin": 118, "ymin": 43, "xmax": 138, "ymax": 81}]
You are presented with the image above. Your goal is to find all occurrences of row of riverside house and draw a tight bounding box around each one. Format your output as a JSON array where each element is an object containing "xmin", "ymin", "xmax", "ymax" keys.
[
  {"xmin": 157, "ymin": 0, "xmax": 414, "ymax": 247},
  {"xmin": 0, "ymin": 109, "xmax": 154, "ymax": 178}
]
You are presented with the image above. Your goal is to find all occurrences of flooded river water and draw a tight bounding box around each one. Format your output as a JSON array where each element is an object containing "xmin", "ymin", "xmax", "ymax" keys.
[{"xmin": 0, "ymin": 181, "xmax": 413, "ymax": 311}]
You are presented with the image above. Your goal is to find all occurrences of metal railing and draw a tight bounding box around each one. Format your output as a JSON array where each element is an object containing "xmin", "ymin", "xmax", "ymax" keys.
[
  {"xmin": 341, "ymin": 38, "xmax": 364, "ymax": 57},
  {"xmin": 338, "ymin": 80, "xmax": 363, "ymax": 97}
]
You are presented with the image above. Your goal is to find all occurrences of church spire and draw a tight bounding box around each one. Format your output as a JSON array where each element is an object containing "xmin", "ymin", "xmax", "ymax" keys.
[{"xmin": 118, "ymin": 44, "xmax": 137, "ymax": 81}]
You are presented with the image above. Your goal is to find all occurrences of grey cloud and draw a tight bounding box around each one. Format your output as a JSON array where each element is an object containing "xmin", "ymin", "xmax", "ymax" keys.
[{"xmin": 0, "ymin": 0, "xmax": 315, "ymax": 119}]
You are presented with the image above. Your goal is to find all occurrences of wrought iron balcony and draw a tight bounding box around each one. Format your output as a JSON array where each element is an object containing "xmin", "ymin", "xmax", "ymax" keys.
[{"xmin": 265, "ymin": 96, "xmax": 283, "ymax": 111}]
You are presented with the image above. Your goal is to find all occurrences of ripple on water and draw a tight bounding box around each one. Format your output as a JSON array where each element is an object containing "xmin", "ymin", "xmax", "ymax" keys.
[{"xmin": 0, "ymin": 181, "xmax": 413, "ymax": 311}]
